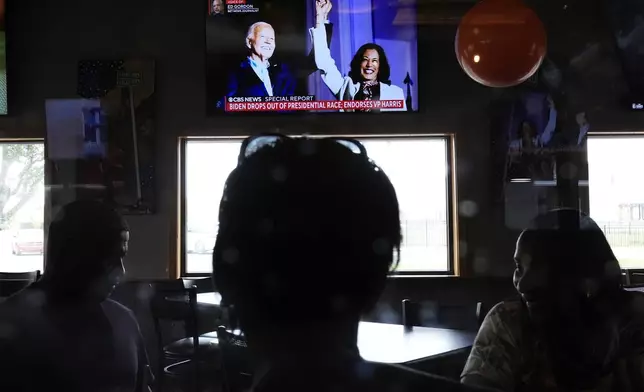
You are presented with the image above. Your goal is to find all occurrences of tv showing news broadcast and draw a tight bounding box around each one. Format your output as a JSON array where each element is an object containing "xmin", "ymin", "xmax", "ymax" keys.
[{"xmin": 206, "ymin": 0, "xmax": 418, "ymax": 114}]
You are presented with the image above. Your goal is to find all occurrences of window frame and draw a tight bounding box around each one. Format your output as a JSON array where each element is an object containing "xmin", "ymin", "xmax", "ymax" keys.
[
  {"xmin": 587, "ymin": 132, "xmax": 644, "ymax": 271},
  {"xmin": 178, "ymin": 134, "xmax": 458, "ymax": 277},
  {"xmin": 0, "ymin": 138, "xmax": 46, "ymax": 272}
]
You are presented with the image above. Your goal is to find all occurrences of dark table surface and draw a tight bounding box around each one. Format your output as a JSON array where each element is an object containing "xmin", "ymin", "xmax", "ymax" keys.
[{"xmin": 188, "ymin": 292, "xmax": 475, "ymax": 365}]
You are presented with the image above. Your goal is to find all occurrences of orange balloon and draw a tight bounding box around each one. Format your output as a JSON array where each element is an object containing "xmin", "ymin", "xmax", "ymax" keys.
[{"xmin": 455, "ymin": 0, "xmax": 547, "ymax": 88}]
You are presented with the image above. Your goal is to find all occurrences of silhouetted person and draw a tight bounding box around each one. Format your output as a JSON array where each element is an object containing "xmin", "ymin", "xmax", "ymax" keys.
[
  {"xmin": 0, "ymin": 200, "xmax": 152, "ymax": 392},
  {"xmin": 462, "ymin": 209, "xmax": 644, "ymax": 391},
  {"xmin": 214, "ymin": 135, "xmax": 484, "ymax": 392}
]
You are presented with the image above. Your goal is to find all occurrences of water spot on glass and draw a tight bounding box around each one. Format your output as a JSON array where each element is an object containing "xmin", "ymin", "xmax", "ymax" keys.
[
  {"xmin": 459, "ymin": 240, "xmax": 468, "ymax": 257},
  {"xmin": 299, "ymin": 139, "xmax": 316, "ymax": 156},
  {"xmin": 222, "ymin": 248, "xmax": 239, "ymax": 264},
  {"xmin": 331, "ymin": 296, "xmax": 347, "ymax": 312},
  {"xmin": 374, "ymin": 303, "xmax": 397, "ymax": 324},
  {"xmin": 263, "ymin": 274, "xmax": 280, "ymax": 293},
  {"xmin": 559, "ymin": 162, "xmax": 578, "ymax": 179},
  {"xmin": 604, "ymin": 260, "xmax": 621, "ymax": 281},
  {"xmin": 137, "ymin": 284, "xmax": 154, "ymax": 301},
  {"xmin": 355, "ymin": 360, "xmax": 375, "ymax": 379},
  {"xmin": 473, "ymin": 251, "xmax": 490, "ymax": 274},
  {"xmin": 0, "ymin": 322, "xmax": 16, "ymax": 339},
  {"xmin": 257, "ymin": 218, "xmax": 274, "ymax": 236},
  {"xmin": 27, "ymin": 290, "xmax": 46, "ymax": 307},
  {"xmin": 271, "ymin": 165, "xmax": 288, "ymax": 182},
  {"xmin": 372, "ymin": 238, "xmax": 389, "ymax": 255},
  {"xmin": 459, "ymin": 200, "xmax": 478, "ymax": 218}
]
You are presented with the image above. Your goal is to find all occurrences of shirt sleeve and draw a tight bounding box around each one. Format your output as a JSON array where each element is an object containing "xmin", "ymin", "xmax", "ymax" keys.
[
  {"xmin": 309, "ymin": 25, "xmax": 345, "ymax": 96},
  {"xmin": 537, "ymin": 106, "xmax": 557, "ymax": 147},
  {"xmin": 461, "ymin": 302, "xmax": 523, "ymax": 391}
]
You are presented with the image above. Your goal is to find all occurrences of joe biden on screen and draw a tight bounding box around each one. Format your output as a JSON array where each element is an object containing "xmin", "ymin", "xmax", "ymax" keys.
[{"xmin": 225, "ymin": 21, "xmax": 333, "ymax": 100}]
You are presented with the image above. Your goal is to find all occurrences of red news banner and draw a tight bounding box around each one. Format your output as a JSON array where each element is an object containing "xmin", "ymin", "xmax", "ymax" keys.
[{"xmin": 226, "ymin": 99, "xmax": 404, "ymax": 112}]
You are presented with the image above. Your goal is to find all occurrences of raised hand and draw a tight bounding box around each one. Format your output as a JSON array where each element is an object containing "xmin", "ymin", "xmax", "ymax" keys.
[{"xmin": 315, "ymin": 0, "xmax": 333, "ymax": 26}]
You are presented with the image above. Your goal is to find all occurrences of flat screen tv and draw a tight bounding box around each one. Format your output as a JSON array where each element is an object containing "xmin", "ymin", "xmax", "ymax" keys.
[
  {"xmin": 205, "ymin": 0, "xmax": 418, "ymax": 114},
  {"xmin": 606, "ymin": 0, "xmax": 644, "ymax": 110},
  {"xmin": 0, "ymin": 0, "xmax": 7, "ymax": 115}
]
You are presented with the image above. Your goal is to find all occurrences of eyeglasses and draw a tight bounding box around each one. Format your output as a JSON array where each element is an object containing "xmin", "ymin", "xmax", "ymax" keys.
[{"xmin": 238, "ymin": 133, "xmax": 367, "ymax": 165}]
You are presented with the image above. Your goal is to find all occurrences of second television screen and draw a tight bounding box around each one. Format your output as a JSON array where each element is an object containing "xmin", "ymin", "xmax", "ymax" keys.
[{"xmin": 206, "ymin": 0, "xmax": 418, "ymax": 114}]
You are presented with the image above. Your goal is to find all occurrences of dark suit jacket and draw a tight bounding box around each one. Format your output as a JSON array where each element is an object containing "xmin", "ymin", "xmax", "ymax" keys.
[{"xmin": 225, "ymin": 23, "xmax": 333, "ymax": 99}]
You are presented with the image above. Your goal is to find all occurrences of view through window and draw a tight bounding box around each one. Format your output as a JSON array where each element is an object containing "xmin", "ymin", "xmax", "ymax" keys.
[
  {"xmin": 183, "ymin": 137, "xmax": 451, "ymax": 274},
  {"xmin": 588, "ymin": 136, "xmax": 644, "ymax": 269},
  {"xmin": 0, "ymin": 142, "xmax": 45, "ymax": 273}
]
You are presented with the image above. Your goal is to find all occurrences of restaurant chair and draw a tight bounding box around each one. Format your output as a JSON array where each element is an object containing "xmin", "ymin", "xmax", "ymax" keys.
[
  {"xmin": 149, "ymin": 281, "xmax": 220, "ymax": 392},
  {"xmin": 217, "ymin": 326, "xmax": 252, "ymax": 392},
  {"xmin": 182, "ymin": 277, "xmax": 215, "ymax": 293},
  {"xmin": 624, "ymin": 269, "xmax": 644, "ymax": 286},
  {"xmin": 0, "ymin": 270, "xmax": 41, "ymax": 298}
]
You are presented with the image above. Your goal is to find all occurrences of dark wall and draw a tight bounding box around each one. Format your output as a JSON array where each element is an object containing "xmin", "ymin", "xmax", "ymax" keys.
[{"xmin": 1, "ymin": 0, "xmax": 644, "ymax": 282}]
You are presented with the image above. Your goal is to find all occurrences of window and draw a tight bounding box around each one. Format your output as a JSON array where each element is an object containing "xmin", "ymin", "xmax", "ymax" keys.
[
  {"xmin": 182, "ymin": 136, "xmax": 454, "ymax": 275},
  {"xmin": 0, "ymin": 142, "xmax": 45, "ymax": 273},
  {"xmin": 588, "ymin": 135, "xmax": 644, "ymax": 269}
]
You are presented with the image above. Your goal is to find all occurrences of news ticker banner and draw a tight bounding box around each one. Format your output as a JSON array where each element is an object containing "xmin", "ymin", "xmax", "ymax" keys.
[
  {"xmin": 225, "ymin": 95, "xmax": 405, "ymax": 112},
  {"xmin": 225, "ymin": 0, "xmax": 259, "ymax": 13}
]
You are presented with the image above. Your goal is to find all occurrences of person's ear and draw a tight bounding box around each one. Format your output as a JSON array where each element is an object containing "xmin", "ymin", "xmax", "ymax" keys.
[{"xmin": 246, "ymin": 38, "xmax": 252, "ymax": 49}]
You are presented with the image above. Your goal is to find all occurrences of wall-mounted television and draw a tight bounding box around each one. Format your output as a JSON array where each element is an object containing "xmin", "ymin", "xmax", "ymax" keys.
[
  {"xmin": 606, "ymin": 0, "xmax": 644, "ymax": 110},
  {"xmin": 205, "ymin": 0, "xmax": 418, "ymax": 114},
  {"xmin": 0, "ymin": 0, "xmax": 7, "ymax": 115}
]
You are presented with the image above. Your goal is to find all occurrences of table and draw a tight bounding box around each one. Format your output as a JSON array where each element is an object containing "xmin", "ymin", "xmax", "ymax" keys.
[
  {"xmin": 191, "ymin": 292, "xmax": 475, "ymax": 365},
  {"xmin": 357, "ymin": 322, "xmax": 475, "ymax": 364},
  {"xmin": 196, "ymin": 292, "xmax": 222, "ymax": 306}
]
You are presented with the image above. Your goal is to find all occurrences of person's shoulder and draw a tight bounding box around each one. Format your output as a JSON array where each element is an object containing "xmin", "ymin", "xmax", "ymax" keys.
[
  {"xmin": 489, "ymin": 300, "xmax": 523, "ymax": 315},
  {"xmin": 103, "ymin": 298, "xmax": 137, "ymax": 321},
  {"xmin": 367, "ymin": 362, "xmax": 490, "ymax": 391},
  {"xmin": 0, "ymin": 286, "xmax": 47, "ymax": 317},
  {"xmin": 480, "ymin": 300, "xmax": 524, "ymax": 332}
]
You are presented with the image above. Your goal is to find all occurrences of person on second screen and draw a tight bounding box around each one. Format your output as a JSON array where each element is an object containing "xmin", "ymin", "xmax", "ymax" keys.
[
  {"xmin": 0, "ymin": 200, "xmax": 153, "ymax": 392},
  {"xmin": 461, "ymin": 209, "xmax": 644, "ymax": 392},
  {"xmin": 211, "ymin": 0, "xmax": 224, "ymax": 15},
  {"xmin": 311, "ymin": 0, "xmax": 406, "ymax": 112},
  {"xmin": 214, "ymin": 134, "xmax": 485, "ymax": 392}
]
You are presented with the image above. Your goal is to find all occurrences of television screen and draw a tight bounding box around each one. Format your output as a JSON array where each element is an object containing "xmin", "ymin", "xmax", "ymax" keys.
[
  {"xmin": 205, "ymin": 0, "xmax": 418, "ymax": 114},
  {"xmin": 606, "ymin": 0, "xmax": 644, "ymax": 110},
  {"xmin": 0, "ymin": 0, "xmax": 7, "ymax": 115}
]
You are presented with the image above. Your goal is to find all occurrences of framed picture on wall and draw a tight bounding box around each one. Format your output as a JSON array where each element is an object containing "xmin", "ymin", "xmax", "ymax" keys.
[
  {"xmin": 490, "ymin": 88, "xmax": 590, "ymax": 229},
  {"xmin": 45, "ymin": 59, "xmax": 156, "ymax": 216}
]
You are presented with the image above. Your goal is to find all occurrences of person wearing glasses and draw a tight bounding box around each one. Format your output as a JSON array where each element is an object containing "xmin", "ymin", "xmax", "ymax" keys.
[
  {"xmin": 214, "ymin": 135, "xmax": 480, "ymax": 392},
  {"xmin": 310, "ymin": 0, "xmax": 406, "ymax": 112},
  {"xmin": 0, "ymin": 200, "xmax": 153, "ymax": 392},
  {"xmin": 462, "ymin": 209, "xmax": 644, "ymax": 392}
]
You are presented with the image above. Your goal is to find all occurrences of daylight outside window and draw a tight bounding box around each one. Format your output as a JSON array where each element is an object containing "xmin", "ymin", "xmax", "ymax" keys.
[
  {"xmin": 0, "ymin": 142, "xmax": 45, "ymax": 273},
  {"xmin": 183, "ymin": 137, "xmax": 452, "ymax": 275},
  {"xmin": 588, "ymin": 136, "xmax": 644, "ymax": 269}
]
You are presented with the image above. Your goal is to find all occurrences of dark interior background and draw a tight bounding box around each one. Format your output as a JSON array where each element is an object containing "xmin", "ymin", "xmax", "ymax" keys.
[{"xmin": 2, "ymin": 0, "xmax": 644, "ymax": 329}]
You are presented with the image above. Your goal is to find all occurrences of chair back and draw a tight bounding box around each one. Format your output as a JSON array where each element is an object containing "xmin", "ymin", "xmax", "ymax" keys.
[
  {"xmin": 182, "ymin": 277, "xmax": 215, "ymax": 293},
  {"xmin": 0, "ymin": 270, "xmax": 41, "ymax": 297},
  {"xmin": 217, "ymin": 326, "xmax": 252, "ymax": 392},
  {"xmin": 149, "ymin": 280, "xmax": 200, "ymax": 359},
  {"xmin": 0, "ymin": 271, "xmax": 41, "ymax": 281}
]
